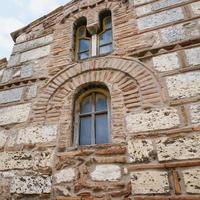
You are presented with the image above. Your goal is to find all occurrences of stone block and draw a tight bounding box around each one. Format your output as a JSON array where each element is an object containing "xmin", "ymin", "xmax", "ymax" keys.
[
  {"xmin": 0, "ymin": 130, "xmax": 7, "ymax": 148},
  {"xmin": 54, "ymin": 168, "xmax": 76, "ymax": 184},
  {"xmin": 185, "ymin": 47, "xmax": 200, "ymax": 66},
  {"xmin": 21, "ymin": 65, "xmax": 33, "ymax": 78},
  {"xmin": 156, "ymin": 134, "xmax": 200, "ymax": 161},
  {"xmin": 131, "ymin": 0, "xmax": 153, "ymax": 6},
  {"xmin": 16, "ymin": 125, "xmax": 57, "ymax": 145},
  {"xmin": 8, "ymin": 55, "xmax": 21, "ymax": 67},
  {"xmin": 190, "ymin": 104, "xmax": 200, "ymax": 124},
  {"xmin": 0, "ymin": 149, "xmax": 54, "ymax": 171},
  {"xmin": 10, "ymin": 176, "xmax": 51, "ymax": 194},
  {"xmin": 166, "ymin": 71, "xmax": 200, "ymax": 99},
  {"xmin": 182, "ymin": 168, "xmax": 200, "ymax": 194},
  {"xmin": 0, "ymin": 87, "xmax": 24, "ymax": 104},
  {"xmin": 137, "ymin": 8, "xmax": 184, "ymax": 30},
  {"xmin": 20, "ymin": 45, "xmax": 51, "ymax": 63},
  {"xmin": 0, "ymin": 104, "xmax": 31, "ymax": 126},
  {"xmin": 153, "ymin": 52, "xmax": 180, "ymax": 72},
  {"xmin": 13, "ymin": 35, "xmax": 53, "ymax": 53},
  {"xmin": 27, "ymin": 85, "xmax": 38, "ymax": 99},
  {"xmin": 91, "ymin": 165, "xmax": 121, "ymax": 181},
  {"xmin": 126, "ymin": 107, "xmax": 180, "ymax": 132},
  {"xmin": 131, "ymin": 170, "xmax": 169, "ymax": 194},
  {"xmin": 161, "ymin": 22, "xmax": 199, "ymax": 43},
  {"xmin": 136, "ymin": 0, "xmax": 186, "ymax": 16},
  {"xmin": 1, "ymin": 68, "xmax": 13, "ymax": 83},
  {"xmin": 128, "ymin": 139, "xmax": 154, "ymax": 163},
  {"xmin": 191, "ymin": 1, "xmax": 200, "ymax": 15}
]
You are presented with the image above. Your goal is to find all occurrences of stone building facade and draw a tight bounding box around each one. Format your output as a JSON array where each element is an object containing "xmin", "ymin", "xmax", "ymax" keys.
[{"xmin": 0, "ymin": 0, "xmax": 200, "ymax": 199}]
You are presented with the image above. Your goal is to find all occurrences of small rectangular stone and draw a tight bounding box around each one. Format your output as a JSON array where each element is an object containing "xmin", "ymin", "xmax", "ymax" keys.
[
  {"xmin": 185, "ymin": 47, "xmax": 200, "ymax": 66},
  {"xmin": 156, "ymin": 134, "xmax": 200, "ymax": 161},
  {"xmin": 153, "ymin": 52, "xmax": 180, "ymax": 72},
  {"xmin": 54, "ymin": 168, "xmax": 76, "ymax": 184},
  {"xmin": 191, "ymin": 1, "xmax": 200, "ymax": 15},
  {"xmin": 21, "ymin": 65, "xmax": 33, "ymax": 78},
  {"xmin": 131, "ymin": 0, "xmax": 153, "ymax": 6},
  {"xmin": 27, "ymin": 85, "xmax": 37, "ymax": 99},
  {"xmin": 1, "ymin": 68, "xmax": 13, "ymax": 83},
  {"xmin": 0, "ymin": 87, "xmax": 24, "ymax": 104},
  {"xmin": 161, "ymin": 22, "xmax": 199, "ymax": 43},
  {"xmin": 13, "ymin": 35, "xmax": 53, "ymax": 53},
  {"xmin": 126, "ymin": 107, "xmax": 180, "ymax": 132},
  {"xmin": 136, "ymin": 0, "xmax": 186, "ymax": 16},
  {"xmin": 128, "ymin": 139, "xmax": 154, "ymax": 163},
  {"xmin": 166, "ymin": 71, "xmax": 200, "ymax": 99},
  {"xmin": 190, "ymin": 104, "xmax": 200, "ymax": 124},
  {"xmin": 0, "ymin": 130, "xmax": 7, "ymax": 148},
  {"xmin": 0, "ymin": 103, "xmax": 31, "ymax": 126},
  {"xmin": 137, "ymin": 8, "xmax": 184, "ymax": 30},
  {"xmin": 10, "ymin": 176, "xmax": 51, "ymax": 194},
  {"xmin": 182, "ymin": 168, "xmax": 200, "ymax": 194},
  {"xmin": 131, "ymin": 170, "xmax": 169, "ymax": 194},
  {"xmin": 16, "ymin": 125, "xmax": 57, "ymax": 145},
  {"xmin": 20, "ymin": 45, "xmax": 51, "ymax": 63}
]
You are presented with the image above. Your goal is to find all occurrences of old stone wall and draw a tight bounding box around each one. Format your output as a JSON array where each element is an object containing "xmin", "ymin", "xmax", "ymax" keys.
[{"xmin": 0, "ymin": 0, "xmax": 200, "ymax": 199}]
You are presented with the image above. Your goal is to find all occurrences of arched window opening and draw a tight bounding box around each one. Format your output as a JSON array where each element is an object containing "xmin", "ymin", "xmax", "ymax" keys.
[
  {"xmin": 98, "ymin": 10, "xmax": 113, "ymax": 55},
  {"xmin": 74, "ymin": 17, "xmax": 91, "ymax": 60},
  {"xmin": 74, "ymin": 85, "xmax": 110, "ymax": 146}
]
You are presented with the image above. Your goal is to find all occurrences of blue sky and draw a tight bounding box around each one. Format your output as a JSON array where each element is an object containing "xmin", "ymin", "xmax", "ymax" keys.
[{"xmin": 0, "ymin": 0, "xmax": 70, "ymax": 59}]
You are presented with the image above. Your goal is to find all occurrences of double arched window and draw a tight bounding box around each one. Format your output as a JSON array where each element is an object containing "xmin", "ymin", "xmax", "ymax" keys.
[
  {"xmin": 74, "ymin": 10, "xmax": 113, "ymax": 60},
  {"xmin": 74, "ymin": 87, "xmax": 110, "ymax": 146}
]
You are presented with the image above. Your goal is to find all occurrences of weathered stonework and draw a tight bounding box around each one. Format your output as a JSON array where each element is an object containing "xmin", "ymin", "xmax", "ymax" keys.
[
  {"xmin": 156, "ymin": 134, "xmax": 200, "ymax": 161},
  {"xmin": 166, "ymin": 71, "xmax": 200, "ymax": 99},
  {"xmin": 10, "ymin": 176, "xmax": 52, "ymax": 194},
  {"xmin": 90, "ymin": 165, "xmax": 121, "ymax": 181},
  {"xmin": 131, "ymin": 170, "xmax": 170, "ymax": 194},
  {"xmin": 0, "ymin": 0, "xmax": 200, "ymax": 199},
  {"xmin": 0, "ymin": 104, "xmax": 31, "ymax": 126},
  {"xmin": 128, "ymin": 139, "xmax": 154, "ymax": 163},
  {"xmin": 126, "ymin": 107, "xmax": 180, "ymax": 132},
  {"xmin": 182, "ymin": 168, "xmax": 200, "ymax": 194}
]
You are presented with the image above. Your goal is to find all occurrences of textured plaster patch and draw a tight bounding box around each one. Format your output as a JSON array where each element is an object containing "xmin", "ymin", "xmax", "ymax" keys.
[{"xmin": 54, "ymin": 168, "xmax": 76, "ymax": 184}]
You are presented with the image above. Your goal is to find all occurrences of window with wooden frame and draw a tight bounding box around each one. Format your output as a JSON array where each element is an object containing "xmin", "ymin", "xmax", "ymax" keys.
[
  {"xmin": 98, "ymin": 11, "xmax": 113, "ymax": 55},
  {"xmin": 74, "ymin": 87, "xmax": 110, "ymax": 146},
  {"xmin": 76, "ymin": 26, "xmax": 91, "ymax": 60}
]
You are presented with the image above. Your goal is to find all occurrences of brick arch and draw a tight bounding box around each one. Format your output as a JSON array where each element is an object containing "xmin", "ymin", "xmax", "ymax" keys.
[{"xmin": 33, "ymin": 56, "xmax": 163, "ymax": 123}]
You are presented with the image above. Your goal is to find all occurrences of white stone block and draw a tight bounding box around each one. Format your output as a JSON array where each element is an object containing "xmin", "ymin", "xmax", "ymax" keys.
[
  {"xmin": 54, "ymin": 168, "xmax": 76, "ymax": 184},
  {"xmin": 191, "ymin": 1, "xmax": 200, "ymax": 15},
  {"xmin": 156, "ymin": 134, "xmax": 200, "ymax": 161},
  {"xmin": 153, "ymin": 52, "xmax": 180, "ymax": 72},
  {"xmin": 10, "ymin": 176, "xmax": 51, "ymax": 194},
  {"xmin": 128, "ymin": 139, "xmax": 154, "ymax": 163},
  {"xmin": 131, "ymin": 170, "xmax": 169, "ymax": 194},
  {"xmin": 0, "ymin": 104, "xmax": 31, "ymax": 126},
  {"xmin": 0, "ymin": 130, "xmax": 7, "ymax": 148},
  {"xmin": 91, "ymin": 165, "xmax": 121, "ymax": 181},
  {"xmin": 190, "ymin": 104, "xmax": 200, "ymax": 124},
  {"xmin": 166, "ymin": 71, "xmax": 200, "ymax": 99},
  {"xmin": 20, "ymin": 45, "xmax": 51, "ymax": 63},
  {"xmin": 137, "ymin": 8, "xmax": 184, "ymax": 30},
  {"xmin": 126, "ymin": 107, "xmax": 180, "ymax": 132},
  {"xmin": 185, "ymin": 47, "xmax": 200, "ymax": 66},
  {"xmin": 182, "ymin": 168, "xmax": 200, "ymax": 194}
]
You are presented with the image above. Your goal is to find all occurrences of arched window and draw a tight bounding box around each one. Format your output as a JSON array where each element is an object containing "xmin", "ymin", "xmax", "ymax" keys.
[
  {"xmin": 74, "ymin": 18, "xmax": 91, "ymax": 60},
  {"xmin": 99, "ymin": 16, "xmax": 113, "ymax": 55},
  {"xmin": 98, "ymin": 10, "xmax": 113, "ymax": 55},
  {"xmin": 74, "ymin": 87, "xmax": 110, "ymax": 146}
]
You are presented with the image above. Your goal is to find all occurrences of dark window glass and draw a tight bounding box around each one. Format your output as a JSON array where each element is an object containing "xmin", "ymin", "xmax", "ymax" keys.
[
  {"xmin": 78, "ymin": 91, "xmax": 109, "ymax": 146},
  {"xmin": 79, "ymin": 39, "xmax": 90, "ymax": 52},
  {"xmin": 105, "ymin": 17, "xmax": 112, "ymax": 29},
  {"xmin": 79, "ymin": 27, "xmax": 85, "ymax": 37},
  {"xmin": 79, "ymin": 116, "xmax": 92, "ymax": 145},
  {"xmin": 95, "ymin": 114, "xmax": 109, "ymax": 144},
  {"xmin": 96, "ymin": 93, "xmax": 107, "ymax": 111},
  {"xmin": 100, "ymin": 44, "xmax": 113, "ymax": 55},
  {"xmin": 80, "ymin": 95, "xmax": 92, "ymax": 114},
  {"xmin": 99, "ymin": 30, "xmax": 112, "ymax": 46}
]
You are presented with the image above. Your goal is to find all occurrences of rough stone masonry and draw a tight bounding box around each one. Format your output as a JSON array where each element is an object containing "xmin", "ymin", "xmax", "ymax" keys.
[{"xmin": 0, "ymin": 0, "xmax": 200, "ymax": 199}]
